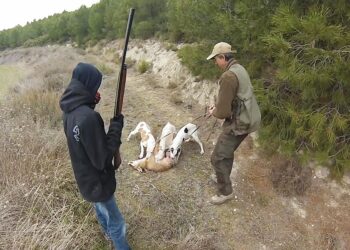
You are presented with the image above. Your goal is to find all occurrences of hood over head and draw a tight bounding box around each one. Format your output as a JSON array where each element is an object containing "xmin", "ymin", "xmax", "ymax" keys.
[
  {"xmin": 60, "ymin": 63, "xmax": 102, "ymax": 113},
  {"xmin": 72, "ymin": 62, "xmax": 102, "ymax": 96}
]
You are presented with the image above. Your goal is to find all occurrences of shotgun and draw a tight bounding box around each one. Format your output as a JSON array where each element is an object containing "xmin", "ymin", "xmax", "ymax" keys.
[{"xmin": 113, "ymin": 8, "xmax": 135, "ymax": 169}]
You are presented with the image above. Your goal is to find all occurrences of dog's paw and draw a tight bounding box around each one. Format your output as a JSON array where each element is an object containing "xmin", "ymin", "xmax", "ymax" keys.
[
  {"xmin": 200, "ymin": 150, "xmax": 204, "ymax": 155},
  {"xmin": 136, "ymin": 166, "xmax": 144, "ymax": 173},
  {"xmin": 128, "ymin": 161, "xmax": 145, "ymax": 173}
]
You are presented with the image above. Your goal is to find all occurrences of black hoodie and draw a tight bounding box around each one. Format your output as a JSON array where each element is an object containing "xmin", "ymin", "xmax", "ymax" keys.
[{"xmin": 60, "ymin": 63, "xmax": 123, "ymax": 202}]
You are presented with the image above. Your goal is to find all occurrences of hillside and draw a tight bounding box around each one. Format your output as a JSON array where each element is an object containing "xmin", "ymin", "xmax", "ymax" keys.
[{"xmin": 0, "ymin": 40, "xmax": 349, "ymax": 249}]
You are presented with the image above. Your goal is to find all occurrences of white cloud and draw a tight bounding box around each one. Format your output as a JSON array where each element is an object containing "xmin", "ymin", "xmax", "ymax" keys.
[{"xmin": 0, "ymin": 0, "xmax": 100, "ymax": 31}]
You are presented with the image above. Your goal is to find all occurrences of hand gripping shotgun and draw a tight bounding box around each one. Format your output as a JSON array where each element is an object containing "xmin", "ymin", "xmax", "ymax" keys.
[{"xmin": 113, "ymin": 8, "xmax": 135, "ymax": 169}]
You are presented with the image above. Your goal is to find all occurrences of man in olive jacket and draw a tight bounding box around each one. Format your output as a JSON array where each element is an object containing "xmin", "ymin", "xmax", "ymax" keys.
[
  {"xmin": 207, "ymin": 42, "xmax": 261, "ymax": 205},
  {"xmin": 60, "ymin": 62, "xmax": 130, "ymax": 249}
]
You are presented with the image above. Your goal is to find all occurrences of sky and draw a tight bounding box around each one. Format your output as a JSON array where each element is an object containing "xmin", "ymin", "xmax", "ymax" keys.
[{"xmin": 0, "ymin": 0, "xmax": 100, "ymax": 31}]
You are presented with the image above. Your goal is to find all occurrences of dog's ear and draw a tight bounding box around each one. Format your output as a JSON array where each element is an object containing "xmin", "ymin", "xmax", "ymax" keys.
[{"xmin": 184, "ymin": 128, "xmax": 188, "ymax": 133}]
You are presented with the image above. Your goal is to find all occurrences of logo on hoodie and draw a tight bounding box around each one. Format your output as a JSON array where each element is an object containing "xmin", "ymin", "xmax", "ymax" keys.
[{"xmin": 73, "ymin": 125, "xmax": 80, "ymax": 142}]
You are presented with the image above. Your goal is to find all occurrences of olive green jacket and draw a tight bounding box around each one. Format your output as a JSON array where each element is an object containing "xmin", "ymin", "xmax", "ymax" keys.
[{"xmin": 213, "ymin": 59, "xmax": 261, "ymax": 135}]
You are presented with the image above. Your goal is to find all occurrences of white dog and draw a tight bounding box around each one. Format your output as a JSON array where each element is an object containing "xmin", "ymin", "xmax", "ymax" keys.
[
  {"xmin": 155, "ymin": 122, "xmax": 177, "ymax": 161},
  {"xmin": 169, "ymin": 123, "xmax": 204, "ymax": 159},
  {"xmin": 127, "ymin": 121, "xmax": 156, "ymax": 159}
]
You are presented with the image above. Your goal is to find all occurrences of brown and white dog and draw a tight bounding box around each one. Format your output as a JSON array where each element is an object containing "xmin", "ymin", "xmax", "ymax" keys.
[
  {"xmin": 169, "ymin": 123, "xmax": 204, "ymax": 159},
  {"xmin": 127, "ymin": 121, "xmax": 156, "ymax": 159}
]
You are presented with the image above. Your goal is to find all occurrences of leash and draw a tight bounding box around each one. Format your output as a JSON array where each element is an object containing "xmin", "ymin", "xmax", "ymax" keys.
[
  {"xmin": 189, "ymin": 106, "xmax": 209, "ymax": 123},
  {"xmin": 155, "ymin": 108, "xmax": 209, "ymax": 143},
  {"xmin": 190, "ymin": 114, "xmax": 207, "ymax": 123},
  {"xmin": 187, "ymin": 114, "xmax": 212, "ymax": 138},
  {"xmin": 205, "ymin": 119, "xmax": 218, "ymax": 142},
  {"xmin": 180, "ymin": 105, "xmax": 215, "ymax": 138},
  {"xmin": 155, "ymin": 116, "xmax": 206, "ymax": 143},
  {"xmin": 155, "ymin": 131, "xmax": 173, "ymax": 143}
]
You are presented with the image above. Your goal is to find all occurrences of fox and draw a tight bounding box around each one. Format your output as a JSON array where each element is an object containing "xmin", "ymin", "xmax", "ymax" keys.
[{"xmin": 128, "ymin": 149, "xmax": 176, "ymax": 172}]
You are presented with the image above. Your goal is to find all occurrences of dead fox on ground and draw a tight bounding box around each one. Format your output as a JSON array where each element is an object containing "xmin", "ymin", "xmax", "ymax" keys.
[{"xmin": 128, "ymin": 149, "xmax": 176, "ymax": 172}]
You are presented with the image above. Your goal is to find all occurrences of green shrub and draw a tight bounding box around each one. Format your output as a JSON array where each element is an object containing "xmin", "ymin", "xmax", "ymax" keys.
[
  {"xmin": 135, "ymin": 21, "xmax": 155, "ymax": 39},
  {"xmin": 125, "ymin": 58, "xmax": 136, "ymax": 68},
  {"xmin": 22, "ymin": 35, "xmax": 50, "ymax": 47},
  {"xmin": 164, "ymin": 42, "xmax": 178, "ymax": 52},
  {"xmin": 177, "ymin": 44, "xmax": 221, "ymax": 80},
  {"xmin": 137, "ymin": 60, "xmax": 152, "ymax": 74}
]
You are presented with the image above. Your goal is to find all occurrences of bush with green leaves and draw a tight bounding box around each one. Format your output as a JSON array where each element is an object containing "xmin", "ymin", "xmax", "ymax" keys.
[
  {"xmin": 260, "ymin": 4, "xmax": 350, "ymax": 176},
  {"xmin": 177, "ymin": 44, "xmax": 221, "ymax": 80},
  {"xmin": 137, "ymin": 60, "xmax": 152, "ymax": 74}
]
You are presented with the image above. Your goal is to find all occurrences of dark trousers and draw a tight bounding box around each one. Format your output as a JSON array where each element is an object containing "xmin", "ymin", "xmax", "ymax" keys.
[{"xmin": 211, "ymin": 130, "xmax": 247, "ymax": 195}]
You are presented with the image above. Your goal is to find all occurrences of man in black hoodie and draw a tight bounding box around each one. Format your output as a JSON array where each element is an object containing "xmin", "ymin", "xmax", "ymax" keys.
[{"xmin": 60, "ymin": 62, "xmax": 130, "ymax": 249}]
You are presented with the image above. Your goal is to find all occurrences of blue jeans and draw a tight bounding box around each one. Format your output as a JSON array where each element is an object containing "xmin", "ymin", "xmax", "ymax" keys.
[{"xmin": 94, "ymin": 195, "xmax": 130, "ymax": 250}]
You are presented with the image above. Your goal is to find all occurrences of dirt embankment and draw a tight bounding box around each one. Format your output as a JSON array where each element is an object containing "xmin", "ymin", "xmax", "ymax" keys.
[{"xmin": 1, "ymin": 40, "xmax": 349, "ymax": 249}]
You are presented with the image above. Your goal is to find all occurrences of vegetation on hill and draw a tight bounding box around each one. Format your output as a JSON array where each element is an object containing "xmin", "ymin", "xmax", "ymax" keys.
[{"xmin": 0, "ymin": 0, "xmax": 349, "ymax": 173}]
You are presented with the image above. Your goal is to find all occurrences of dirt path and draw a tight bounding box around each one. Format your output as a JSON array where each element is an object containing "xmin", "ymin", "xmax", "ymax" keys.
[{"xmin": 97, "ymin": 59, "xmax": 350, "ymax": 249}]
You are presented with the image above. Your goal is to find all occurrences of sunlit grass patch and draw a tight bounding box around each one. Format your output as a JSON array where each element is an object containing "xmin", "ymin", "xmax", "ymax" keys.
[{"xmin": 0, "ymin": 65, "xmax": 23, "ymax": 97}]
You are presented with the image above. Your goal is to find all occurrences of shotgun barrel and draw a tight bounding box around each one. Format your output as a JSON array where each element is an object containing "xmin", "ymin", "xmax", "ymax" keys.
[
  {"xmin": 113, "ymin": 8, "xmax": 135, "ymax": 169},
  {"xmin": 114, "ymin": 8, "xmax": 135, "ymax": 116}
]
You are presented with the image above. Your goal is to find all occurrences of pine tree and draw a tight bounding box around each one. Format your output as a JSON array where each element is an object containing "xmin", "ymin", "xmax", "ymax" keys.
[{"xmin": 261, "ymin": 3, "xmax": 350, "ymax": 174}]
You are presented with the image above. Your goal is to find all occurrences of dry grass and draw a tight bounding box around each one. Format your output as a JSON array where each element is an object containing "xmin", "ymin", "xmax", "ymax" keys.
[
  {"xmin": 11, "ymin": 90, "xmax": 62, "ymax": 128},
  {"xmin": 97, "ymin": 63, "xmax": 115, "ymax": 75},
  {"xmin": 0, "ymin": 65, "xmax": 24, "ymax": 97},
  {"xmin": 0, "ymin": 104, "xmax": 105, "ymax": 249},
  {"xmin": 270, "ymin": 157, "xmax": 312, "ymax": 196},
  {"xmin": 170, "ymin": 90, "xmax": 183, "ymax": 105},
  {"xmin": 0, "ymin": 46, "xmax": 109, "ymax": 250},
  {"xmin": 167, "ymin": 81, "xmax": 179, "ymax": 89}
]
